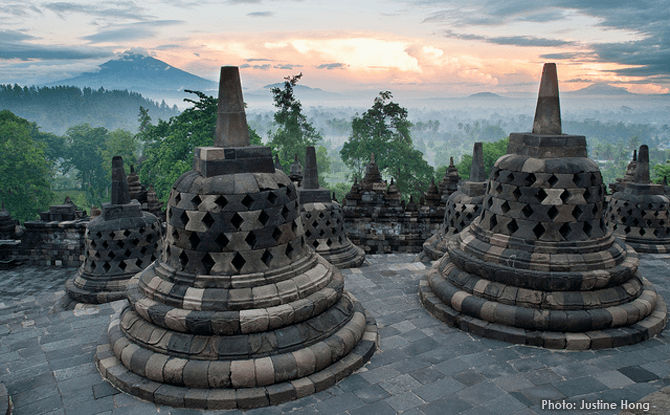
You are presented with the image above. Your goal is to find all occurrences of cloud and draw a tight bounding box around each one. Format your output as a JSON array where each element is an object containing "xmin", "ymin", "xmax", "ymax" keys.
[
  {"xmin": 246, "ymin": 58, "xmax": 276, "ymax": 62},
  {"xmin": 274, "ymin": 64, "xmax": 302, "ymax": 70},
  {"xmin": 443, "ymin": 30, "xmax": 575, "ymax": 47},
  {"xmin": 0, "ymin": 29, "xmax": 112, "ymax": 60},
  {"xmin": 43, "ymin": 1, "xmax": 154, "ymax": 21},
  {"xmin": 247, "ymin": 11, "xmax": 273, "ymax": 17},
  {"xmin": 316, "ymin": 62, "xmax": 348, "ymax": 70},
  {"xmin": 82, "ymin": 20, "xmax": 182, "ymax": 44},
  {"xmin": 540, "ymin": 52, "xmax": 580, "ymax": 60},
  {"xmin": 240, "ymin": 63, "xmax": 271, "ymax": 70},
  {"xmin": 0, "ymin": 2, "xmax": 41, "ymax": 19}
]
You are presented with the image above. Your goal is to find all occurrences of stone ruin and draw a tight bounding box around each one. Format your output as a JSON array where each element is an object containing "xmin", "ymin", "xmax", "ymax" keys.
[
  {"xmin": 95, "ymin": 67, "xmax": 377, "ymax": 409},
  {"xmin": 128, "ymin": 165, "xmax": 165, "ymax": 220},
  {"xmin": 298, "ymin": 146, "xmax": 365, "ymax": 268},
  {"xmin": 40, "ymin": 195, "xmax": 86, "ymax": 222},
  {"xmin": 606, "ymin": 145, "xmax": 670, "ymax": 253},
  {"xmin": 65, "ymin": 156, "xmax": 161, "ymax": 304},
  {"xmin": 609, "ymin": 150, "xmax": 637, "ymax": 194},
  {"xmin": 439, "ymin": 157, "xmax": 460, "ymax": 202},
  {"xmin": 422, "ymin": 142, "xmax": 487, "ymax": 261},
  {"xmin": 0, "ymin": 203, "xmax": 19, "ymax": 241},
  {"xmin": 419, "ymin": 63, "xmax": 667, "ymax": 349}
]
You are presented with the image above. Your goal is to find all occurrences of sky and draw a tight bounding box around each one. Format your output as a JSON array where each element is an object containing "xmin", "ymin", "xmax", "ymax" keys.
[{"xmin": 1, "ymin": 0, "xmax": 669, "ymax": 96}]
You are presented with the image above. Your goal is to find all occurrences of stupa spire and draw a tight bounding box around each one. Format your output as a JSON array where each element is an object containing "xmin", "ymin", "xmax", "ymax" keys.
[
  {"xmin": 470, "ymin": 142, "xmax": 486, "ymax": 182},
  {"xmin": 532, "ymin": 63, "xmax": 561, "ymax": 135},
  {"xmin": 214, "ymin": 66, "xmax": 250, "ymax": 147},
  {"xmin": 634, "ymin": 144, "xmax": 651, "ymax": 184},
  {"xmin": 303, "ymin": 146, "xmax": 319, "ymax": 189},
  {"xmin": 111, "ymin": 156, "xmax": 131, "ymax": 205}
]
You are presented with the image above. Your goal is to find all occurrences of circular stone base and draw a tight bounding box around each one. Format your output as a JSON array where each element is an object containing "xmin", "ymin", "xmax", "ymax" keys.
[
  {"xmin": 0, "ymin": 382, "xmax": 11, "ymax": 415},
  {"xmin": 625, "ymin": 240, "xmax": 670, "ymax": 254},
  {"xmin": 95, "ymin": 308, "xmax": 378, "ymax": 410},
  {"xmin": 422, "ymin": 232, "xmax": 447, "ymax": 262},
  {"xmin": 65, "ymin": 277, "xmax": 126, "ymax": 305},
  {"xmin": 320, "ymin": 243, "xmax": 366, "ymax": 269},
  {"xmin": 419, "ymin": 276, "xmax": 667, "ymax": 350}
]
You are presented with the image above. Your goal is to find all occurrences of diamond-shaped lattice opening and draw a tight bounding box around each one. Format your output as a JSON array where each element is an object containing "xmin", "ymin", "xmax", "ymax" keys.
[
  {"xmin": 311, "ymin": 220, "xmax": 319, "ymax": 229},
  {"xmin": 560, "ymin": 190, "xmax": 570, "ymax": 204},
  {"xmin": 548, "ymin": 174, "xmax": 559, "ymax": 187},
  {"xmin": 108, "ymin": 251, "xmax": 116, "ymax": 260},
  {"xmin": 534, "ymin": 189, "xmax": 547, "ymax": 203},
  {"xmin": 319, "ymin": 229, "xmax": 326, "ymax": 237},
  {"xmin": 215, "ymin": 196, "xmax": 228, "ymax": 210},
  {"xmin": 245, "ymin": 231, "xmax": 257, "ymax": 249},
  {"xmin": 286, "ymin": 185, "xmax": 293, "ymax": 198},
  {"xmin": 583, "ymin": 188, "xmax": 592, "ymax": 202},
  {"xmin": 522, "ymin": 204, "xmax": 534, "ymax": 219},
  {"xmin": 285, "ymin": 243, "xmax": 294, "ymax": 259},
  {"xmin": 525, "ymin": 173, "xmax": 536, "ymax": 186},
  {"xmin": 639, "ymin": 228, "xmax": 646, "ymax": 236},
  {"xmin": 124, "ymin": 249, "xmax": 132, "ymax": 258},
  {"xmin": 305, "ymin": 229, "xmax": 312, "ymax": 238},
  {"xmin": 179, "ymin": 251, "xmax": 189, "ymax": 267},
  {"xmin": 272, "ymin": 227, "xmax": 283, "ymax": 242},
  {"xmin": 312, "ymin": 239, "xmax": 320, "ymax": 248},
  {"xmin": 109, "ymin": 231, "xmax": 116, "ymax": 239},
  {"xmin": 147, "ymin": 234, "xmax": 154, "ymax": 243},
  {"xmin": 547, "ymin": 206, "xmax": 559, "ymax": 221},
  {"xmin": 241, "ymin": 194, "xmax": 254, "ymax": 210},
  {"xmin": 325, "ymin": 219, "xmax": 331, "ymax": 226},
  {"xmin": 215, "ymin": 233, "xmax": 229, "ymax": 250},
  {"xmin": 590, "ymin": 173, "xmax": 598, "ymax": 186},
  {"xmin": 624, "ymin": 226, "xmax": 632, "ymax": 234},
  {"xmin": 116, "ymin": 240, "xmax": 125, "ymax": 249},
  {"xmin": 507, "ymin": 219, "xmax": 519, "ymax": 234},
  {"xmin": 140, "ymin": 246, "xmax": 148, "ymax": 255},
  {"xmin": 495, "ymin": 182, "xmax": 503, "ymax": 193},
  {"xmin": 135, "ymin": 258, "xmax": 143, "ymax": 268},
  {"xmin": 103, "ymin": 262, "xmax": 111, "ymax": 272},
  {"xmin": 123, "ymin": 229, "xmax": 132, "ymax": 238},
  {"xmin": 489, "ymin": 215, "xmax": 498, "ymax": 230},
  {"xmin": 180, "ymin": 211, "xmax": 190, "ymax": 226},
  {"xmin": 583, "ymin": 221, "xmax": 593, "ymax": 237},
  {"xmin": 95, "ymin": 231, "xmax": 103, "ymax": 238},
  {"xmin": 258, "ymin": 210, "xmax": 270, "ymax": 226},
  {"xmin": 281, "ymin": 206, "xmax": 291, "ymax": 221},
  {"xmin": 102, "ymin": 240, "xmax": 109, "ymax": 249},
  {"xmin": 230, "ymin": 212, "xmax": 244, "ymax": 230},
  {"xmin": 533, "ymin": 223, "xmax": 545, "ymax": 239},
  {"xmin": 131, "ymin": 238, "xmax": 140, "ymax": 247},
  {"xmin": 189, "ymin": 232, "xmax": 201, "ymax": 250},
  {"xmin": 318, "ymin": 212, "xmax": 325, "ymax": 219},
  {"xmin": 500, "ymin": 201, "xmax": 511, "ymax": 214},
  {"xmin": 572, "ymin": 205, "xmax": 583, "ymax": 221},
  {"xmin": 326, "ymin": 238, "xmax": 333, "ymax": 247},
  {"xmin": 171, "ymin": 228, "xmax": 180, "ymax": 242},
  {"xmin": 512, "ymin": 187, "xmax": 522, "ymax": 201},
  {"xmin": 559, "ymin": 223, "xmax": 571, "ymax": 239},
  {"xmin": 202, "ymin": 253, "xmax": 215, "ymax": 274},
  {"xmin": 292, "ymin": 220, "xmax": 298, "ymax": 233},
  {"xmin": 119, "ymin": 261, "xmax": 127, "ymax": 271},
  {"xmin": 487, "ymin": 197, "xmax": 494, "ymax": 209},
  {"xmin": 267, "ymin": 191, "xmax": 278, "ymax": 205},
  {"xmin": 191, "ymin": 195, "xmax": 202, "ymax": 207},
  {"xmin": 90, "ymin": 262, "xmax": 97, "ymax": 271},
  {"xmin": 94, "ymin": 251, "xmax": 101, "ymax": 259},
  {"xmin": 232, "ymin": 252, "xmax": 246, "ymax": 271},
  {"xmin": 199, "ymin": 212, "xmax": 215, "ymax": 230},
  {"xmin": 174, "ymin": 193, "xmax": 182, "ymax": 205},
  {"xmin": 261, "ymin": 249, "xmax": 273, "ymax": 266},
  {"xmin": 632, "ymin": 217, "xmax": 640, "ymax": 226},
  {"xmin": 592, "ymin": 204, "xmax": 599, "ymax": 216}
]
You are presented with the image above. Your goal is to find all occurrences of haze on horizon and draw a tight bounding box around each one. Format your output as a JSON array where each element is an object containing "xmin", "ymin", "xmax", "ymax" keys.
[{"xmin": 0, "ymin": 0, "xmax": 669, "ymax": 98}]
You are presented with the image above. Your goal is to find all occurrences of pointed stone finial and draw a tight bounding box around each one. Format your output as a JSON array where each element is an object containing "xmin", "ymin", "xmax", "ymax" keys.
[
  {"xmin": 664, "ymin": 176, "xmax": 668, "ymax": 186},
  {"xmin": 111, "ymin": 156, "xmax": 131, "ymax": 205},
  {"xmin": 274, "ymin": 154, "xmax": 283, "ymax": 172},
  {"xmin": 370, "ymin": 153, "xmax": 376, "ymax": 164},
  {"xmin": 634, "ymin": 145, "xmax": 650, "ymax": 184},
  {"xmin": 532, "ymin": 63, "xmax": 561, "ymax": 135},
  {"xmin": 449, "ymin": 157, "xmax": 455, "ymax": 167},
  {"xmin": 130, "ymin": 165, "xmax": 135, "ymax": 173},
  {"xmin": 470, "ymin": 142, "xmax": 486, "ymax": 182},
  {"xmin": 214, "ymin": 66, "xmax": 250, "ymax": 148},
  {"xmin": 304, "ymin": 146, "xmax": 319, "ymax": 189},
  {"xmin": 633, "ymin": 149, "xmax": 637, "ymax": 161}
]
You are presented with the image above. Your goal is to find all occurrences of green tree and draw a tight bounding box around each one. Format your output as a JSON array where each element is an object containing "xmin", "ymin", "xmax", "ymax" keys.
[
  {"xmin": 340, "ymin": 91, "xmax": 433, "ymax": 200},
  {"xmin": 62, "ymin": 123, "xmax": 109, "ymax": 207},
  {"xmin": 454, "ymin": 137, "xmax": 509, "ymax": 180},
  {"xmin": 268, "ymin": 74, "xmax": 322, "ymax": 173},
  {"xmin": 0, "ymin": 110, "xmax": 54, "ymax": 222},
  {"xmin": 139, "ymin": 90, "xmax": 261, "ymax": 201},
  {"xmin": 101, "ymin": 129, "xmax": 139, "ymax": 181}
]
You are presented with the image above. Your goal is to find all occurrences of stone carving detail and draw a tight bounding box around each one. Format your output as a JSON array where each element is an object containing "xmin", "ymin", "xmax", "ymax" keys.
[
  {"xmin": 299, "ymin": 146, "xmax": 365, "ymax": 268},
  {"xmin": 66, "ymin": 157, "xmax": 161, "ymax": 304},
  {"xmin": 606, "ymin": 145, "xmax": 670, "ymax": 253},
  {"xmin": 95, "ymin": 67, "xmax": 377, "ymax": 410},
  {"xmin": 423, "ymin": 143, "xmax": 487, "ymax": 261},
  {"xmin": 419, "ymin": 64, "xmax": 667, "ymax": 349}
]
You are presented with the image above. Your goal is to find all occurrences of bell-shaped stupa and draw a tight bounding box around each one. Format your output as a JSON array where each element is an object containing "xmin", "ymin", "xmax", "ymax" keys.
[
  {"xmin": 422, "ymin": 142, "xmax": 487, "ymax": 261},
  {"xmin": 299, "ymin": 147, "xmax": 365, "ymax": 268},
  {"xmin": 419, "ymin": 64, "xmax": 667, "ymax": 349},
  {"xmin": 606, "ymin": 145, "xmax": 670, "ymax": 253},
  {"xmin": 95, "ymin": 67, "xmax": 377, "ymax": 409},
  {"xmin": 65, "ymin": 157, "xmax": 161, "ymax": 304}
]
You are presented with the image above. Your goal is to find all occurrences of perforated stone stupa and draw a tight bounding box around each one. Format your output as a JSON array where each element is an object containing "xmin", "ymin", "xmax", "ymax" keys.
[
  {"xmin": 606, "ymin": 145, "xmax": 670, "ymax": 253},
  {"xmin": 422, "ymin": 142, "xmax": 487, "ymax": 261},
  {"xmin": 299, "ymin": 146, "xmax": 365, "ymax": 268},
  {"xmin": 419, "ymin": 64, "xmax": 667, "ymax": 349},
  {"xmin": 65, "ymin": 157, "xmax": 161, "ymax": 304},
  {"xmin": 95, "ymin": 67, "xmax": 377, "ymax": 409}
]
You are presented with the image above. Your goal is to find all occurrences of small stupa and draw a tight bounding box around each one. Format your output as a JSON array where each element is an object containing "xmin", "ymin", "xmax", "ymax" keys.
[
  {"xmin": 606, "ymin": 145, "xmax": 670, "ymax": 253},
  {"xmin": 0, "ymin": 202, "xmax": 19, "ymax": 240},
  {"xmin": 422, "ymin": 142, "xmax": 487, "ymax": 261},
  {"xmin": 95, "ymin": 67, "xmax": 377, "ymax": 409},
  {"xmin": 438, "ymin": 157, "xmax": 460, "ymax": 202},
  {"xmin": 65, "ymin": 157, "xmax": 161, "ymax": 304},
  {"xmin": 419, "ymin": 64, "xmax": 667, "ymax": 349},
  {"xmin": 299, "ymin": 146, "xmax": 365, "ymax": 268}
]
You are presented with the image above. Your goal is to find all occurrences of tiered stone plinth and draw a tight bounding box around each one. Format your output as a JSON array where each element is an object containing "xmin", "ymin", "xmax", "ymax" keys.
[
  {"xmin": 606, "ymin": 146, "xmax": 670, "ymax": 253},
  {"xmin": 66, "ymin": 157, "xmax": 161, "ymax": 304},
  {"xmin": 95, "ymin": 67, "xmax": 376, "ymax": 409},
  {"xmin": 419, "ymin": 64, "xmax": 667, "ymax": 349}
]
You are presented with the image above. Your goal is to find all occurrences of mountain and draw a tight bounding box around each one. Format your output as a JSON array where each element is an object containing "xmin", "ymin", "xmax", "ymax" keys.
[
  {"xmin": 42, "ymin": 52, "xmax": 218, "ymax": 104},
  {"xmin": 468, "ymin": 92, "xmax": 505, "ymax": 99},
  {"xmin": 566, "ymin": 83, "xmax": 635, "ymax": 96}
]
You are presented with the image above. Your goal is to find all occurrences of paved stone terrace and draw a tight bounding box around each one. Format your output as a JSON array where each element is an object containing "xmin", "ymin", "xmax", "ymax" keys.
[{"xmin": 2, "ymin": 254, "xmax": 670, "ymax": 415}]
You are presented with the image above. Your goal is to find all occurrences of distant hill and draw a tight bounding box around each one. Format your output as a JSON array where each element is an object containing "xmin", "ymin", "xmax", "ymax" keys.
[
  {"xmin": 0, "ymin": 84, "xmax": 180, "ymax": 135},
  {"xmin": 42, "ymin": 52, "xmax": 218, "ymax": 103},
  {"xmin": 468, "ymin": 92, "xmax": 505, "ymax": 99},
  {"xmin": 566, "ymin": 83, "xmax": 635, "ymax": 96}
]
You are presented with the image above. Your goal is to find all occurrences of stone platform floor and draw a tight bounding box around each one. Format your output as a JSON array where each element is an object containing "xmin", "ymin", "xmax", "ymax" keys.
[{"xmin": 2, "ymin": 254, "xmax": 670, "ymax": 415}]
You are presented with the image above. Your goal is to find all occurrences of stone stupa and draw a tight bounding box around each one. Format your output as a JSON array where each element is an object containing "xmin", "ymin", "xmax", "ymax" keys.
[
  {"xmin": 422, "ymin": 142, "xmax": 487, "ymax": 261},
  {"xmin": 606, "ymin": 145, "xmax": 670, "ymax": 253},
  {"xmin": 419, "ymin": 64, "xmax": 667, "ymax": 349},
  {"xmin": 299, "ymin": 146, "xmax": 365, "ymax": 268},
  {"xmin": 95, "ymin": 67, "xmax": 377, "ymax": 409},
  {"xmin": 65, "ymin": 157, "xmax": 161, "ymax": 304}
]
